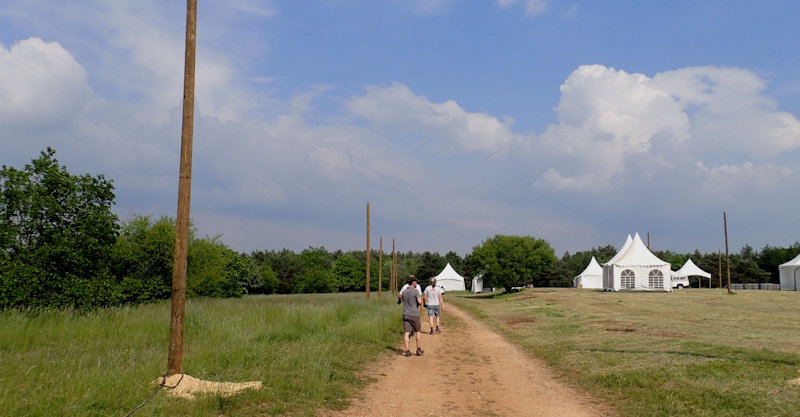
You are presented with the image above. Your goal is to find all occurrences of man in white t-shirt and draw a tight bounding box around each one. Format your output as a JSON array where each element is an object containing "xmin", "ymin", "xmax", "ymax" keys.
[{"xmin": 423, "ymin": 278, "xmax": 445, "ymax": 334}]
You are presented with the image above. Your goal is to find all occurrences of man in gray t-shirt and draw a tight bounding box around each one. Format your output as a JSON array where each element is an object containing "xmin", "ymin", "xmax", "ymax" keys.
[{"xmin": 401, "ymin": 276, "xmax": 424, "ymax": 357}]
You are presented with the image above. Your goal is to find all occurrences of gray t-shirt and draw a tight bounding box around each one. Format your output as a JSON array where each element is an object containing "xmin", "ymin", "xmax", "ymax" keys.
[{"xmin": 401, "ymin": 286, "xmax": 420, "ymax": 316}]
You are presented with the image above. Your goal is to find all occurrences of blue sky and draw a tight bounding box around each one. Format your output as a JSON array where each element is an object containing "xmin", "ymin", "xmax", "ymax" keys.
[{"xmin": 2, "ymin": 0, "xmax": 799, "ymax": 257}]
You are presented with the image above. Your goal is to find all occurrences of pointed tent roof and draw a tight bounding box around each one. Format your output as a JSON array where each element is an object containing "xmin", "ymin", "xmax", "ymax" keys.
[
  {"xmin": 575, "ymin": 256, "xmax": 603, "ymax": 279},
  {"xmin": 433, "ymin": 263, "xmax": 466, "ymax": 291},
  {"xmin": 672, "ymin": 258, "xmax": 711, "ymax": 278},
  {"xmin": 604, "ymin": 235, "xmax": 632, "ymax": 266},
  {"xmin": 779, "ymin": 253, "xmax": 800, "ymax": 268},
  {"xmin": 608, "ymin": 233, "xmax": 668, "ymax": 266}
]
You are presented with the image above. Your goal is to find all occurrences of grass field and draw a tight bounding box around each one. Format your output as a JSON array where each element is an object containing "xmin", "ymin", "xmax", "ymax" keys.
[
  {"xmin": 450, "ymin": 288, "xmax": 800, "ymax": 417},
  {"xmin": 0, "ymin": 293, "xmax": 400, "ymax": 417}
]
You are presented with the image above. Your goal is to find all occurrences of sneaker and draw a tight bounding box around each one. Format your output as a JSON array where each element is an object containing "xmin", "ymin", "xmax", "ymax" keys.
[
  {"xmin": 429, "ymin": 328, "xmax": 434, "ymax": 335},
  {"xmin": 404, "ymin": 350, "xmax": 412, "ymax": 357},
  {"xmin": 416, "ymin": 348, "xmax": 424, "ymax": 356},
  {"xmin": 436, "ymin": 327, "xmax": 440, "ymax": 333}
]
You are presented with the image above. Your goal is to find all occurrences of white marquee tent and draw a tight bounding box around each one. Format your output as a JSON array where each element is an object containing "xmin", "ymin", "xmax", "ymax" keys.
[
  {"xmin": 574, "ymin": 257, "xmax": 603, "ymax": 289},
  {"xmin": 603, "ymin": 233, "xmax": 672, "ymax": 292},
  {"xmin": 433, "ymin": 263, "xmax": 466, "ymax": 291},
  {"xmin": 472, "ymin": 275, "xmax": 483, "ymax": 293},
  {"xmin": 671, "ymin": 259, "xmax": 711, "ymax": 288},
  {"xmin": 779, "ymin": 254, "xmax": 800, "ymax": 291}
]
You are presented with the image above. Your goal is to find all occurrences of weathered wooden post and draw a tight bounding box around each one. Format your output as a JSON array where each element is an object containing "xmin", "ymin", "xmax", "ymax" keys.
[
  {"xmin": 724, "ymin": 212, "xmax": 731, "ymax": 293},
  {"xmin": 167, "ymin": 0, "xmax": 197, "ymax": 377},
  {"xmin": 366, "ymin": 202, "xmax": 370, "ymax": 300}
]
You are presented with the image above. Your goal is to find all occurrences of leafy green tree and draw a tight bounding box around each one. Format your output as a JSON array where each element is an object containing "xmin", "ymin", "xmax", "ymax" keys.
[
  {"xmin": 416, "ymin": 251, "xmax": 445, "ymax": 283},
  {"xmin": 187, "ymin": 237, "xmax": 246, "ymax": 298},
  {"xmin": 252, "ymin": 249, "xmax": 300, "ymax": 293},
  {"xmin": 111, "ymin": 215, "xmax": 175, "ymax": 303},
  {"xmin": 0, "ymin": 148, "xmax": 119, "ymax": 308},
  {"xmin": 294, "ymin": 247, "xmax": 337, "ymax": 293},
  {"xmin": 469, "ymin": 235, "xmax": 556, "ymax": 292},
  {"xmin": 332, "ymin": 254, "xmax": 363, "ymax": 292}
]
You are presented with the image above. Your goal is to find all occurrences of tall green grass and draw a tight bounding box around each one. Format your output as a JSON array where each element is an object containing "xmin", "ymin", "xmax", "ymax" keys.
[
  {"xmin": 451, "ymin": 289, "xmax": 800, "ymax": 417},
  {"xmin": 0, "ymin": 293, "xmax": 400, "ymax": 416}
]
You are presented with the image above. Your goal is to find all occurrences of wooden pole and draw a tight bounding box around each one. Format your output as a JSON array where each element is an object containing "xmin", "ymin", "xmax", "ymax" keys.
[
  {"xmin": 392, "ymin": 238, "xmax": 396, "ymax": 294},
  {"xmin": 378, "ymin": 237, "xmax": 383, "ymax": 298},
  {"xmin": 724, "ymin": 212, "xmax": 731, "ymax": 293},
  {"xmin": 647, "ymin": 232, "xmax": 650, "ymax": 249},
  {"xmin": 366, "ymin": 203, "xmax": 370, "ymax": 300},
  {"xmin": 167, "ymin": 0, "xmax": 197, "ymax": 377}
]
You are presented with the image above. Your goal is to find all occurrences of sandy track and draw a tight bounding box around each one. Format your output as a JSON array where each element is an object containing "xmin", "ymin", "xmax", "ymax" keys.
[{"xmin": 319, "ymin": 303, "xmax": 612, "ymax": 417}]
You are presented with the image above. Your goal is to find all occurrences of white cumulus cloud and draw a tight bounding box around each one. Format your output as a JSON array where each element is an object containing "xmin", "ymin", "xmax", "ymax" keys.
[
  {"xmin": 0, "ymin": 38, "xmax": 92, "ymax": 129},
  {"xmin": 347, "ymin": 82, "xmax": 518, "ymax": 156}
]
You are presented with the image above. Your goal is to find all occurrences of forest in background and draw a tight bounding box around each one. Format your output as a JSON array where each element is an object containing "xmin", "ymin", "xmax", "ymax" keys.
[{"xmin": 2, "ymin": 149, "xmax": 798, "ymax": 308}]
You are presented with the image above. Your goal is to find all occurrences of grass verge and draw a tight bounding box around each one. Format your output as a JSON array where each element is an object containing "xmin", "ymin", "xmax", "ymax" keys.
[
  {"xmin": 0, "ymin": 293, "xmax": 400, "ymax": 417},
  {"xmin": 450, "ymin": 288, "xmax": 800, "ymax": 417}
]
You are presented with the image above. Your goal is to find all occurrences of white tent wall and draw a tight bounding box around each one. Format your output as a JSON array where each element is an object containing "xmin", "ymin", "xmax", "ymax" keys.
[
  {"xmin": 472, "ymin": 276, "xmax": 483, "ymax": 293},
  {"xmin": 779, "ymin": 254, "xmax": 800, "ymax": 291},
  {"xmin": 605, "ymin": 264, "xmax": 672, "ymax": 291}
]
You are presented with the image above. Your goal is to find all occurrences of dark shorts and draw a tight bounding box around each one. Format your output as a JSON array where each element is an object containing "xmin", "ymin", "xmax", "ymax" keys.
[
  {"xmin": 403, "ymin": 314, "xmax": 421, "ymax": 333},
  {"xmin": 426, "ymin": 305, "xmax": 440, "ymax": 317}
]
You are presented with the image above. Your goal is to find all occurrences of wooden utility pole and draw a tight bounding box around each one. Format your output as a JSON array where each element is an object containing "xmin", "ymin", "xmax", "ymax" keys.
[
  {"xmin": 392, "ymin": 238, "xmax": 396, "ymax": 294},
  {"xmin": 647, "ymin": 232, "xmax": 650, "ymax": 249},
  {"xmin": 378, "ymin": 237, "xmax": 383, "ymax": 297},
  {"xmin": 167, "ymin": 0, "xmax": 197, "ymax": 377},
  {"xmin": 724, "ymin": 212, "xmax": 731, "ymax": 293},
  {"xmin": 366, "ymin": 203, "xmax": 370, "ymax": 300}
]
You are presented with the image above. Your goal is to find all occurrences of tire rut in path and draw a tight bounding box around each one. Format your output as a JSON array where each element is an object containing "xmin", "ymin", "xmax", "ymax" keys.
[{"xmin": 318, "ymin": 303, "xmax": 612, "ymax": 417}]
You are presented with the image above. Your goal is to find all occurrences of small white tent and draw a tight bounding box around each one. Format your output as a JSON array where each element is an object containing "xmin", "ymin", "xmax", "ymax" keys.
[
  {"xmin": 671, "ymin": 259, "xmax": 711, "ymax": 289},
  {"xmin": 472, "ymin": 275, "xmax": 483, "ymax": 293},
  {"xmin": 574, "ymin": 257, "xmax": 603, "ymax": 289},
  {"xmin": 433, "ymin": 263, "xmax": 466, "ymax": 291},
  {"xmin": 603, "ymin": 233, "xmax": 672, "ymax": 292},
  {"xmin": 779, "ymin": 254, "xmax": 800, "ymax": 291}
]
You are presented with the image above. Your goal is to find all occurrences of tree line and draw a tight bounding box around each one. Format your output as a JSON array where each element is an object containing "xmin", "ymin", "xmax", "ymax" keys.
[{"xmin": 2, "ymin": 149, "xmax": 798, "ymax": 308}]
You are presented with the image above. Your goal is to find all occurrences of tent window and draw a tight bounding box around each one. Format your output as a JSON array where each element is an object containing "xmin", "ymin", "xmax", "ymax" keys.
[
  {"xmin": 648, "ymin": 270, "xmax": 664, "ymax": 289},
  {"xmin": 621, "ymin": 270, "xmax": 635, "ymax": 288}
]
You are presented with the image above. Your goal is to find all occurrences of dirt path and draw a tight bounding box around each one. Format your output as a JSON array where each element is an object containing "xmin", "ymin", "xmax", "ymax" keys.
[{"xmin": 319, "ymin": 303, "xmax": 612, "ymax": 417}]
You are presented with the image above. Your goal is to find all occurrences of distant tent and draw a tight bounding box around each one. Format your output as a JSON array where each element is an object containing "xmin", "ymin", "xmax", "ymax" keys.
[
  {"xmin": 602, "ymin": 233, "xmax": 672, "ymax": 292},
  {"xmin": 433, "ymin": 263, "xmax": 466, "ymax": 291},
  {"xmin": 779, "ymin": 254, "xmax": 800, "ymax": 291},
  {"xmin": 671, "ymin": 259, "xmax": 711, "ymax": 288},
  {"xmin": 472, "ymin": 274, "xmax": 483, "ymax": 293},
  {"xmin": 574, "ymin": 257, "xmax": 603, "ymax": 289}
]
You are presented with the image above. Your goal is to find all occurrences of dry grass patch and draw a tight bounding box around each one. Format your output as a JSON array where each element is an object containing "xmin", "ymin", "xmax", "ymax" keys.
[{"xmin": 451, "ymin": 288, "xmax": 800, "ymax": 417}]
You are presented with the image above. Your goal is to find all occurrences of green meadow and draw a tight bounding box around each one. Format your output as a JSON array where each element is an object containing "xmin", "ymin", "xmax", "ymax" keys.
[
  {"xmin": 450, "ymin": 288, "xmax": 800, "ymax": 417},
  {"xmin": 0, "ymin": 293, "xmax": 399, "ymax": 417},
  {"xmin": 3, "ymin": 289, "xmax": 800, "ymax": 416}
]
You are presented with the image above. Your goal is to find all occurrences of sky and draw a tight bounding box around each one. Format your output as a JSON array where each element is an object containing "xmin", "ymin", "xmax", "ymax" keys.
[{"xmin": 1, "ymin": 0, "xmax": 799, "ymax": 257}]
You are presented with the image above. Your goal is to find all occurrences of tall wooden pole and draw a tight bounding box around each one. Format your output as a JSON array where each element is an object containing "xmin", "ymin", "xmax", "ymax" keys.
[
  {"xmin": 392, "ymin": 238, "xmax": 396, "ymax": 294},
  {"xmin": 647, "ymin": 232, "xmax": 650, "ymax": 249},
  {"xmin": 724, "ymin": 212, "xmax": 731, "ymax": 293},
  {"xmin": 167, "ymin": 0, "xmax": 197, "ymax": 377},
  {"xmin": 366, "ymin": 203, "xmax": 370, "ymax": 300},
  {"xmin": 378, "ymin": 237, "xmax": 383, "ymax": 297}
]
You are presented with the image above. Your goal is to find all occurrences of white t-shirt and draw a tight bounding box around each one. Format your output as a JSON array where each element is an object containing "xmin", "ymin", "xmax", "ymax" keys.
[
  {"xmin": 424, "ymin": 285, "xmax": 443, "ymax": 306},
  {"xmin": 399, "ymin": 283, "xmax": 422, "ymax": 297}
]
